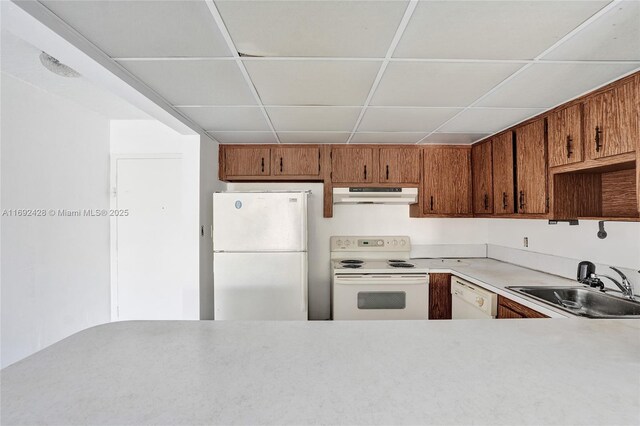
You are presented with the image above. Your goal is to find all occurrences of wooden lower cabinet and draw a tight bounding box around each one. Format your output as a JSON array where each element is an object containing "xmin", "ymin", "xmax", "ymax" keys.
[
  {"xmin": 496, "ymin": 295, "xmax": 548, "ymax": 319},
  {"xmin": 428, "ymin": 273, "xmax": 452, "ymax": 320}
]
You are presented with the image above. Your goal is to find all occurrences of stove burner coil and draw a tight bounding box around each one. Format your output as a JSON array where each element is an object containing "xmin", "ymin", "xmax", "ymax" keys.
[{"xmin": 389, "ymin": 263, "xmax": 415, "ymax": 268}]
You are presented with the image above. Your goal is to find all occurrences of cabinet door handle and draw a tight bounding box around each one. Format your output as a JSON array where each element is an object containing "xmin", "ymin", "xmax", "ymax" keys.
[
  {"xmin": 430, "ymin": 196, "xmax": 434, "ymax": 211},
  {"xmin": 502, "ymin": 192, "xmax": 508, "ymax": 210},
  {"xmin": 385, "ymin": 165, "xmax": 389, "ymax": 180},
  {"xmin": 364, "ymin": 165, "xmax": 367, "ymax": 180},
  {"xmin": 280, "ymin": 157, "xmax": 283, "ymax": 173},
  {"xmin": 261, "ymin": 157, "xmax": 265, "ymax": 173},
  {"xmin": 519, "ymin": 190, "xmax": 525, "ymax": 211},
  {"xmin": 483, "ymin": 193, "xmax": 489, "ymax": 210},
  {"xmin": 566, "ymin": 135, "xmax": 573, "ymax": 158},
  {"xmin": 595, "ymin": 126, "xmax": 602, "ymax": 152}
]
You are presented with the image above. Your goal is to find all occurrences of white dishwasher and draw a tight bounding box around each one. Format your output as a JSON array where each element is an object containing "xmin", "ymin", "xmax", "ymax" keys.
[{"xmin": 451, "ymin": 276, "xmax": 497, "ymax": 319}]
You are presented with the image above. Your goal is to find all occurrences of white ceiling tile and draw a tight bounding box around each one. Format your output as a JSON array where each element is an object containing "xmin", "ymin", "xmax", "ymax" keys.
[
  {"xmin": 244, "ymin": 60, "xmax": 381, "ymax": 106},
  {"xmin": 476, "ymin": 62, "xmax": 640, "ymax": 108},
  {"xmin": 41, "ymin": 0, "xmax": 231, "ymax": 57},
  {"xmin": 119, "ymin": 60, "xmax": 256, "ymax": 105},
  {"xmin": 209, "ymin": 132, "xmax": 276, "ymax": 144},
  {"xmin": 178, "ymin": 107, "xmax": 269, "ymax": 131},
  {"xmin": 544, "ymin": 1, "xmax": 640, "ymax": 61},
  {"xmin": 421, "ymin": 133, "xmax": 490, "ymax": 145},
  {"xmin": 266, "ymin": 107, "xmax": 360, "ymax": 131},
  {"xmin": 350, "ymin": 133, "xmax": 427, "ymax": 144},
  {"xmin": 372, "ymin": 62, "xmax": 521, "ymax": 107},
  {"xmin": 359, "ymin": 107, "xmax": 461, "ymax": 132},
  {"xmin": 216, "ymin": 1, "xmax": 408, "ymax": 58},
  {"xmin": 440, "ymin": 108, "xmax": 545, "ymax": 133},
  {"xmin": 277, "ymin": 132, "xmax": 350, "ymax": 144},
  {"xmin": 395, "ymin": 1, "xmax": 608, "ymax": 60}
]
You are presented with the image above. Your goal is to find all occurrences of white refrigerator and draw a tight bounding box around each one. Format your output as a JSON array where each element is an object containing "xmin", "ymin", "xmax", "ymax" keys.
[{"xmin": 213, "ymin": 191, "xmax": 309, "ymax": 320}]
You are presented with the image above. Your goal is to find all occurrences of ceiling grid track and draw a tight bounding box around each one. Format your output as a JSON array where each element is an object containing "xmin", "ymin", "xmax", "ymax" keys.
[
  {"xmin": 203, "ymin": 0, "xmax": 281, "ymax": 144},
  {"xmin": 415, "ymin": 0, "xmax": 629, "ymax": 145},
  {"xmin": 345, "ymin": 0, "xmax": 419, "ymax": 144}
]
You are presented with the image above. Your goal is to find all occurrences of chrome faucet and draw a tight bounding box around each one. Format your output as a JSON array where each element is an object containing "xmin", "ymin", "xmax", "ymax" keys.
[{"xmin": 590, "ymin": 267, "xmax": 635, "ymax": 300}]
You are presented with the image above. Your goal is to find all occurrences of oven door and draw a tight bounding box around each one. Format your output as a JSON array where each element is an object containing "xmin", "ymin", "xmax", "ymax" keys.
[{"xmin": 332, "ymin": 273, "xmax": 429, "ymax": 320}]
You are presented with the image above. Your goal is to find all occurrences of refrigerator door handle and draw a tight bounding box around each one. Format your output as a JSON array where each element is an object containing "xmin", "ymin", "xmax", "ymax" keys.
[{"xmin": 301, "ymin": 254, "xmax": 308, "ymax": 313}]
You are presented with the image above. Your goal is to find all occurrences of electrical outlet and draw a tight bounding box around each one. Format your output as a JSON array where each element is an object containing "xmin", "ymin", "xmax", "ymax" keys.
[{"xmin": 523, "ymin": 237, "xmax": 529, "ymax": 248}]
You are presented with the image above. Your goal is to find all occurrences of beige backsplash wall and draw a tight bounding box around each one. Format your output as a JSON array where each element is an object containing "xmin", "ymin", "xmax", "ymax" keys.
[{"xmin": 486, "ymin": 219, "xmax": 640, "ymax": 269}]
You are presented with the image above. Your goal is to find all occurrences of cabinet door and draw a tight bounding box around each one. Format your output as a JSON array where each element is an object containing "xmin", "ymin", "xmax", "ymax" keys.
[
  {"xmin": 497, "ymin": 305, "xmax": 524, "ymax": 319},
  {"xmin": 584, "ymin": 80, "xmax": 638, "ymax": 160},
  {"xmin": 498, "ymin": 296, "xmax": 548, "ymax": 319},
  {"xmin": 423, "ymin": 148, "xmax": 471, "ymax": 215},
  {"xmin": 272, "ymin": 146, "xmax": 320, "ymax": 177},
  {"xmin": 428, "ymin": 273, "xmax": 452, "ymax": 320},
  {"xmin": 379, "ymin": 147, "xmax": 420, "ymax": 184},
  {"xmin": 548, "ymin": 104, "xmax": 583, "ymax": 167},
  {"xmin": 224, "ymin": 146, "xmax": 270, "ymax": 177},
  {"xmin": 492, "ymin": 133, "xmax": 514, "ymax": 214},
  {"xmin": 472, "ymin": 141, "xmax": 493, "ymax": 214},
  {"xmin": 515, "ymin": 120, "xmax": 547, "ymax": 214},
  {"xmin": 331, "ymin": 147, "xmax": 374, "ymax": 183}
]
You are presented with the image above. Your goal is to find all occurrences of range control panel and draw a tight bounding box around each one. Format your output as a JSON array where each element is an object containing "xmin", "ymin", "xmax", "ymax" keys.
[{"xmin": 330, "ymin": 236, "xmax": 411, "ymax": 252}]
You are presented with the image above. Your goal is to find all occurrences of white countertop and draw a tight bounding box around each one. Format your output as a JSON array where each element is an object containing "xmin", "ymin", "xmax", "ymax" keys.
[
  {"xmin": 411, "ymin": 258, "xmax": 587, "ymax": 317},
  {"xmin": 2, "ymin": 320, "xmax": 639, "ymax": 425}
]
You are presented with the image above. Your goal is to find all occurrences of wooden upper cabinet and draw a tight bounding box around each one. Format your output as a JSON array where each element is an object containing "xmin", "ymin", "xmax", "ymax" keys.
[
  {"xmin": 492, "ymin": 133, "xmax": 514, "ymax": 214},
  {"xmin": 331, "ymin": 147, "xmax": 374, "ymax": 183},
  {"xmin": 584, "ymin": 79, "xmax": 638, "ymax": 160},
  {"xmin": 224, "ymin": 146, "xmax": 270, "ymax": 178},
  {"xmin": 423, "ymin": 147, "xmax": 471, "ymax": 215},
  {"xmin": 515, "ymin": 120, "xmax": 547, "ymax": 214},
  {"xmin": 272, "ymin": 146, "xmax": 320, "ymax": 177},
  {"xmin": 379, "ymin": 147, "xmax": 420, "ymax": 184},
  {"xmin": 471, "ymin": 141, "xmax": 493, "ymax": 214},
  {"xmin": 548, "ymin": 104, "xmax": 583, "ymax": 167}
]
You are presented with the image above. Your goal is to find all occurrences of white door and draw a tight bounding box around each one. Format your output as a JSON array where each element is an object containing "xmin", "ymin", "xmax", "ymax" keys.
[
  {"xmin": 213, "ymin": 192, "xmax": 307, "ymax": 252},
  {"xmin": 113, "ymin": 157, "xmax": 187, "ymax": 320},
  {"xmin": 214, "ymin": 252, "xmax": 308, "ymax": 320}
]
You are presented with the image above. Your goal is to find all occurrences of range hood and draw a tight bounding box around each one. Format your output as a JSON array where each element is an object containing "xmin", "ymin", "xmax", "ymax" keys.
[{"xmin": 333, "ymin": 187, "xmax": 418, "ymax": 205}]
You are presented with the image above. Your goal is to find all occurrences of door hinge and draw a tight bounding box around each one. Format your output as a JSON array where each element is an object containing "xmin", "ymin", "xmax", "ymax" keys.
[
  {"xmin": 546, "ymin": 196, "xmax": 550, "ymax": 209},
  {"xmin": 330, "ymin": 171, "xmax": 332, "ymax": 179}
]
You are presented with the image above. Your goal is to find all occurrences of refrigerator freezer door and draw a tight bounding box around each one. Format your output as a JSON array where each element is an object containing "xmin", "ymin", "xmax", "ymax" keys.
[
  {"xmin": 213, "ymin": 192, "xmax": 308, "ymax": 252},
  {"xmin": 214, "ymin": 252, "xmax": 308, "ymax": 320}
]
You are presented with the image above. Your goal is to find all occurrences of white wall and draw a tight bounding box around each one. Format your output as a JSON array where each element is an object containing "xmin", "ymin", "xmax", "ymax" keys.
[
  {"xmin": 487, "ymin": 219, "xmax": 640, "ymax": 270},
  {"xmin": 1, "ymin": 73, "xmax": 111, "ymax": 368},
  {"xmin": 110, "ymin": 120, "xmax": 200, "ymax": 320},
  {"xmin": 199, "ymin": 137, "xmax": 225, "ymax": 320},
  {"xmin": 227, "ymin": 182, "xmax": 488, "ymax": 320}
]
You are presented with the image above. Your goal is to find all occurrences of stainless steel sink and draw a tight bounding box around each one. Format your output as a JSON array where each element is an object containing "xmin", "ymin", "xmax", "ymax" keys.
[{"xmin": 506, "ymin": 286, "xmax": 640, "ymax": 318}]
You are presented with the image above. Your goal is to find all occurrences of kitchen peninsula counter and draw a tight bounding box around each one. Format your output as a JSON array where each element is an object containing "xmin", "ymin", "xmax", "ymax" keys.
[{"xmin": 2, "ymin": 319, "xmax": 639, "ymax": 425}]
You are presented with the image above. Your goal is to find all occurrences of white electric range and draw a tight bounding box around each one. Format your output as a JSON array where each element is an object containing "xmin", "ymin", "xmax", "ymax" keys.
[{"xmin": 331, "ymin": 236, "xmax": 429, "ymax": 320}]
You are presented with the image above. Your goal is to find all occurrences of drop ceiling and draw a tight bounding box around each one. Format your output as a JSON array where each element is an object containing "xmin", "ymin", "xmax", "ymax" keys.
[{"xmin": 38, "ymin": 0, "xmax": 640, "ymax": 144}]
